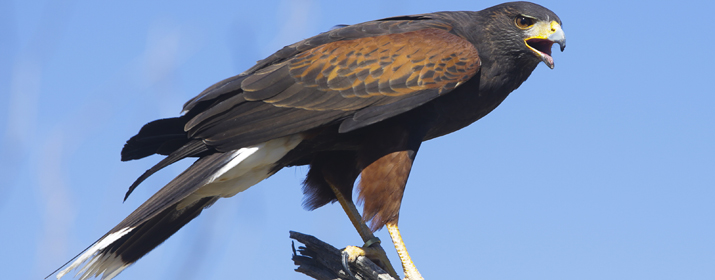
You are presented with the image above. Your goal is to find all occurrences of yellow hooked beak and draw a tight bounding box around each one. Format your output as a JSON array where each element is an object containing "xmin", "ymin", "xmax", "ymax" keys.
[{"xmin": 524, "ymin": 20, "xmax": 566, "ymax": 69}]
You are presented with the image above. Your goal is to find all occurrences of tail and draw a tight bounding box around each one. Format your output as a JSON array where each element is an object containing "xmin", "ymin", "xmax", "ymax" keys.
[
  {"xmin": 54, "ymin": 196, "xmax": 217, "ymax": 280},
  {"xmin": 52, "ymin": 134, "xmax": 304, "ymax": 279}
]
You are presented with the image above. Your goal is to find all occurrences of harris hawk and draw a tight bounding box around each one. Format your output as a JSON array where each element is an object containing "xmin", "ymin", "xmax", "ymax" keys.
[{"xmin": 52, "ymin": 1, "xmax": 565, "ymax": 279}]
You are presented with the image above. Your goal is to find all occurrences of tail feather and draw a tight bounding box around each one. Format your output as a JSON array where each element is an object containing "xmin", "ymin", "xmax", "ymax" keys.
[
  {"xmin": 57, "ymin": 197, "xmax": 217, "ymax": 280},
  {"xmin": 123, "ymin": 140, "xmax": 209, "ymax": 201},
  {"xmin": 54, "ymin": 135, "xmax": 304, "ymax": 279},
  {"xmin": 55, "ymin": 152, "xmax": 235, "ymax": 280},
  {"xmin": 111, "ymin": 197, "xmax": 218, "ymax": 263},
  {"xmin": 55, "ymin": 228, "xmax": 134, "ymax": 280}
]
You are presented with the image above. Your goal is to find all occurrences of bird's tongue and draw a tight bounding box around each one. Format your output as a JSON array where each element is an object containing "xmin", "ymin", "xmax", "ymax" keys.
[
  {"xmin": 527, "ymin": 38, "xmax": 555, "ymax": 68},
  {"xmin": 543, "ymin": 53, "xmax": 554, "ymax": 66}
]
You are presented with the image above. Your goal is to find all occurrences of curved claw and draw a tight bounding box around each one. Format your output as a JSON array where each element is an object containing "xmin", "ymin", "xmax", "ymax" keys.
[{"xmin": 341, "ymin": 250, "xmax": 358, "ymax": 280}]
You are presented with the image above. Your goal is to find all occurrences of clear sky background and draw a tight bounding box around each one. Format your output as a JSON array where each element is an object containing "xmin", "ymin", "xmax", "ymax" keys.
[{"xmin": 2, "ymin": 0, "xmax": 714, "ymax": 279}]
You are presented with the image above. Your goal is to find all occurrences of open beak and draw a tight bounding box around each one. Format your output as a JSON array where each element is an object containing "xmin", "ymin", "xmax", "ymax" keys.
[{"xmin": 525, "ymin": 21, "xmax": 566, "ymax": 69}]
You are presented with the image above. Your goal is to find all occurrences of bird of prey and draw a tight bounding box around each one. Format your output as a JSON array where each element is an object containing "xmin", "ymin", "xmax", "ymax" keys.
[{"xmin": 52, "ymin": 1, "xmax": 565, "ymax": 279}]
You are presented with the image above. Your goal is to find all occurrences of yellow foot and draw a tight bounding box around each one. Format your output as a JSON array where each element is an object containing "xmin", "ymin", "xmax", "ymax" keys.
[
  {"xmin": 341, "ymin": 245, "xmax": 368, "ymax": 279},
  {"xmin": 342, "ymin": 245, "xmax": 366, "ymax": 262},
  {"xmin": 341, "ymin": 238, "xmax": 398, "ymax": 279}
]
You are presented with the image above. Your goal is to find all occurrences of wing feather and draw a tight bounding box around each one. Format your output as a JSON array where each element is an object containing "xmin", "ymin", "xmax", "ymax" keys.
[
  {"xmin": 184, "ymin": 16, "xmax": 479, "ymax": 151},
  {"xmin": 241, "ymin": 63, "xmax": 295, "ymax": 100}
]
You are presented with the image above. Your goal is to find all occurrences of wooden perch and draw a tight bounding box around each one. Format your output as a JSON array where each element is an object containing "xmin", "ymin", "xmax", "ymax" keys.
[{"xmin": 290, "ymin": 231, "xmax": 398, "ymax": 280}]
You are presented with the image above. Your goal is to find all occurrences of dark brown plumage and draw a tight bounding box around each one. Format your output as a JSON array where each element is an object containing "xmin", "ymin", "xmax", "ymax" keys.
[{"xmin": 54, "ymin": 2, "xmax": 565, "ymax": 279}]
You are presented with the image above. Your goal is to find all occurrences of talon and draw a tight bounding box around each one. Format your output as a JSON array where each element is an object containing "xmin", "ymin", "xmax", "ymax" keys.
[
  {"xmin": 341, "ymin": 250, "xmax": 356, "ymax": 279},
  {"xmin": 341, "ymin": 245, "xmax": 365, "ymax": 279}
]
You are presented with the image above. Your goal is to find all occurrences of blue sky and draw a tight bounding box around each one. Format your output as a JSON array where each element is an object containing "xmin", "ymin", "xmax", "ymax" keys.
[{"xmin": 2, "ymin": 0, "xmax": 714, "ymax": 279}]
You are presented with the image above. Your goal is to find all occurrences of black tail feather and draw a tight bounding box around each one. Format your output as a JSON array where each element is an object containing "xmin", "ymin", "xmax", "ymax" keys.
[{"xmin": 108, "ymin": 196, "xmax": 219, "ymax": 265}]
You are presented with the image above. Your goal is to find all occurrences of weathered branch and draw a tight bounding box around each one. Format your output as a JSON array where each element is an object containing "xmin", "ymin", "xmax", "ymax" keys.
[{"xmin": 290, "ymin": 231, "xmax": 398, "ymax": 280}]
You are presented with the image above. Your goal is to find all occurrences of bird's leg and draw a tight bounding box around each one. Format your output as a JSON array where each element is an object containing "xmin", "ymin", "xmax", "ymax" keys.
[
  {"xmin": 386, "ymin": 221, "xmax": 423, "ymax": 280},
  {"xmin": 328, "ymin": 182, "xmax": 373, "ymax": 243},
  {"xmin": 327, "ymin": 182, "xmax": 399, "ymax": 279},
  {"xmin": 355, "ymin": 128, "xmax": 426, "ymax": 280}
]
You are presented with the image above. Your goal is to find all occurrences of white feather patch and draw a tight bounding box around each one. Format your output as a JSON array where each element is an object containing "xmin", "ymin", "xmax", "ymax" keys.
[
  {"xmin": 57, "ymin": 227, "xmax": 134, "ymax": 280},
  {"xmin": 178, "ymin": 134, "xmax": 303, "ymax": 208}
]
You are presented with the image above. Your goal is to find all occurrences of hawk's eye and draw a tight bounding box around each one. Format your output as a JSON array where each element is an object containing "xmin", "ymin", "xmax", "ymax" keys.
[{"xmin": 515, "ymin": 16, "xmax": 535, "ymax": 29}]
